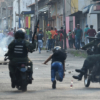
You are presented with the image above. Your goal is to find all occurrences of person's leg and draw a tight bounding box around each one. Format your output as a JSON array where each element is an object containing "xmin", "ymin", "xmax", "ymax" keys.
[
  {"xmin": 70, "ymin": 40, "xmax": 73, "ymax": 48},
  {"xmin": 75, "ymin": 37, "xmax": 78, "ymax": 49},
  {"xmin": 51, "ymin": 62, "xmax": 57, "ymax": 89},
  {"xmin": 38, "ymin": 40, "xmax": 41, "ymax": 53},
  {"xmin": 61, "ymin": 41, "xmax": 63, "ymax": 49},
  {"xmin": 51, "ymin": 39, "xmax": 53, "ymax": 49},
  {"xmin": 28, "ymin": 59, "xmax": 33, "ymax": 82},
  {"xmin": 77, "ymin": 39, "xmax": 80, "ymax": 50},
  {"xmin": 9, "ymin": 62, "xmax": 16, "ymax": 88},
  {"xmin": 40, "ymin": 40, "xmax": 43, "ymax": 49},
  {"xmin": 49, "ymin": 39, "xmax": 52, "ymax": 50},
  {"xmin": 56, "ymin": 62, "xmax": 64, "ymax": 82},
  {"xmin": 53, "ymin": 39, "xmax": 55, "ymax": 48},
  {"xmin": 68, "ymin": 40, "xmax": 70, "ymax": 48},
  {"xmin": 73, "ymin": 54, "xmax": 100, "ymax": 80},
  {"xmin": 48, "ymin": 39, "xmax": 50, "ymax": 50},
  {"xmin": 85, "ymin": 37, "xmax": 87, "ymax": 45}
]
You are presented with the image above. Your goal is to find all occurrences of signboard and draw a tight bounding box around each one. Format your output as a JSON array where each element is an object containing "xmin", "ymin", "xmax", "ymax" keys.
[
  {"xmin": 89, "ymin": 3, "xmax": 100, "ymax": 14},
  {"xmin": 94, "ymin": 5, "xmax": 100, "ymax": 11}
]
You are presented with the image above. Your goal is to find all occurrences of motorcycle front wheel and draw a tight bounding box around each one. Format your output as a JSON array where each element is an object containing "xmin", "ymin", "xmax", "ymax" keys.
[{"xmin": 84, "ymin": 69, "xmax": 90, "ymax": 87}]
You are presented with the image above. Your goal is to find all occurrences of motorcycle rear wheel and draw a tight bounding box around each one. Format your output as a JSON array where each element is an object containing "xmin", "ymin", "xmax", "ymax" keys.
[
  {"xmin": 22, "ymin": 80, "xmax": 27, "ymax": 92},
  {"xmin": 21, "ymin": 73, "xmax": 27, "ymax": 92}
]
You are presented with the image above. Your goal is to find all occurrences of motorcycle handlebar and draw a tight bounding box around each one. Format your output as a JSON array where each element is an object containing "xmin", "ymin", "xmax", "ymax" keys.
[{"xmin": 4, "ymin": 56, "xmax": 8, "ymax": 61}]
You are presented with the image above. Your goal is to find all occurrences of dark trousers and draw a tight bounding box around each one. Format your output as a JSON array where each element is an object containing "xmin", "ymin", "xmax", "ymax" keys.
[
  {"xmin": 51, "ymin": 39, "xmax": 55, "ymax": 49},
  {"xmin": 69, "ymin": 40, "xmax": 73, "ymax": 48},
  {"xmin": 48, "ymin": 39, "xmax": 52, "ymax": 50},
  {"xmin": 81, "ymin": 54, "xmax": 100, "ymax": 73},
  {"xmin": 72, "ymin": 39, "xmax": 75, "ymax": 48},
  {"xmin": 75, "ymin": 37, "xmax": 81, "ymax": 49}
]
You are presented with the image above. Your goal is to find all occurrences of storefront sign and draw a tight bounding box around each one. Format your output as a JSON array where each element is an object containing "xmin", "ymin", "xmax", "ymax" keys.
[{"xmin": 94, "ymin": 5, "xmax": 100, "ymax": 11}]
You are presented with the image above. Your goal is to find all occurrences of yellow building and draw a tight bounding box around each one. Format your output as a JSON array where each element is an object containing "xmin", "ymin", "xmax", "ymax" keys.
[{"xmin": 71, "ymin": 0, "xmax": 78, "ymax": 14}]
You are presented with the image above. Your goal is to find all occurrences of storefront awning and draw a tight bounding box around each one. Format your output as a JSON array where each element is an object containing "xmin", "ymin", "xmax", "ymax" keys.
[
  {"xmin": 82, "ymin": 4, "xmax": 93, "ymax": 14},
  {"xmin": 39, "ymin": 6, "xmax": 49, "ymax": 12},
  {"xmin": 21, "ymin": 11, "xmax": 34, "ymax": 15},
  {"xmin": 89, "ymin": 3, "xmax": 100, "ymax": 14},
  {"xmin": 69, "ymin": 11, "xmax": 82, "ymax": 16}
]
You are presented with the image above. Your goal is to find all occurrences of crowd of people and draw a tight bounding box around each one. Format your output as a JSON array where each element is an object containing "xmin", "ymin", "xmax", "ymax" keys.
[
  {"xmin": 67, "ymin": 24, "xmax": 97, "ymax": 50},
  {"xmin": 46, "ymin": 27, "xmax": 64, "ymax": 52},
  {"xmin": 0, "ymin": 24, "xmax": 98, "ymax": 53}
]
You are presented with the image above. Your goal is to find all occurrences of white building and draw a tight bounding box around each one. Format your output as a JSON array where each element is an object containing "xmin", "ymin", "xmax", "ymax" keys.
[
  {"xmin": 78, "ymin": 0, "xmax": 98, "ymax": 32},
  {"xmin": 13, "ymin": 0, "xmax": 35, "ymax": 29}
]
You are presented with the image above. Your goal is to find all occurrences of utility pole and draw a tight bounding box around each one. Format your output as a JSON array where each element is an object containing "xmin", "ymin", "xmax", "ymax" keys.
[
  {"xmin": 6, "ymin": 6, "xmax": 8, "ymax": 30},
  {"xmin": 63, "ymin": 0, "xmax": 67, "ymax": 50},
  {"xmin": 18, "ymin": 0, "xmax": 21, "ymax": 28},
  {"xmin": 35, "ymin": 0, "xmax": 38, "ymax": 22}
]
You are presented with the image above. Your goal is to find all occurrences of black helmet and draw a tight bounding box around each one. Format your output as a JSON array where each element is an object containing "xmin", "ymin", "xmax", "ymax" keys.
[
  {"xmin": 53, "ymin": 46, "xmax": 61, "ymax": 53},
  {"xmin": 14, "ymin": 28, "xmax": 25, "ymax": 39},
  {"xmin": 97, "ymin": 31, "xmax": 100, "ymax": 38}
]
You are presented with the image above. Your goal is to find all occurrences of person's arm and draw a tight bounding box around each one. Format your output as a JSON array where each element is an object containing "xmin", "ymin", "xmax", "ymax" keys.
[
  {"xmin": 94, "ymin": 29, "xmax": 97, "ymax": 35},
  {"xmin": 81, "ymin": 30, "xmax": 83, "ymax": 39},
  {"xmin": 86, "ymin": 29, "xmax": 89, "ymax": 35},
  {"xmin": 26, "ymin": 40, "xmax": 36, "ymax": 53},
  {"xmin": 43, "ymin": 54, "xmax": 53, "ymax": 64}
]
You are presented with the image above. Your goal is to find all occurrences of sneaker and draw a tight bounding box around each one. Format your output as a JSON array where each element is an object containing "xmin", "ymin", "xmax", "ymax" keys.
[{"xmin": 52, "ymin": 80, "xmax": 56, "ymax": 89}]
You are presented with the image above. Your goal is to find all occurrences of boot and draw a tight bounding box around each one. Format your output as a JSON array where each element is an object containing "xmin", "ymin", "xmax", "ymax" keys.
[
  {"xmin": 29, "ymin": 72, "xmax": 34, "ymax": 84},
  {"xmin": 9, "ymin": 72, "xmax": 16, "ymax": 88},
  {"xmin": 52, "ymin": 80, "xmax": 56, "ymax": 89},
  {"xmin": 73, "ymin": 73, "xmax": 83, "ymax": 81},
  {"xmin": 75, "ymin": 69, "xmax": 85, "ymax": 74},
  {"xmin": 75, "ymin": 65, "xmax": 87, "ymax": 74}
]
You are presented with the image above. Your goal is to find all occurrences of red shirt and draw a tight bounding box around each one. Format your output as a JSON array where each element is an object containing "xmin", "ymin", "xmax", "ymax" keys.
[
  {"xmin": 86, "ymin": 29, "xmax": 96, "ymax": 37},
  {"xmin": 60, "ymin": 33, "xmax": 63, "ymax": 41},
  {"xmin": 8, "ymin": 32, "xmax": 13, "ymax": 36},
  {"xmin": 50, "ymin": 30, "xmax": 57, "ymax": 39}
]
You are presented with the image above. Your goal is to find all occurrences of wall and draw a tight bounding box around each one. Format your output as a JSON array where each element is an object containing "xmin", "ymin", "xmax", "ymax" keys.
[
  {"xmin": 71, "ymin": 0, "xmax": 78, "ymax": 14},
  {"xmin": 65, "ymin": 0, "xmax": 71, "ymax": 16}
]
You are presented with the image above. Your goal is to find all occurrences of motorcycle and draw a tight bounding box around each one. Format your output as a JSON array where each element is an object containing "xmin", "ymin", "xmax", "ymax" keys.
[
  {"xmin": 4, "ymin": 56, "xmax": 33, "ymax": 91},
  {"xmin": 82, "ymin": 37, "xmax": 100, "ymax": 87},
  {"xmin": 84, "ymin": 62, "xmax": 100, "ymax": 87}
]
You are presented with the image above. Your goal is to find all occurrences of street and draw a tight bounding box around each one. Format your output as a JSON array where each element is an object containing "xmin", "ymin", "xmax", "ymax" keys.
[{"xmin": 0, "ymin": 51, "xmax": 100, "ymax": 100}]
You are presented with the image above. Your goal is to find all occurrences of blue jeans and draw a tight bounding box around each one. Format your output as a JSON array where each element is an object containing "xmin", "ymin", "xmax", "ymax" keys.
[
  {"xmin": 75, "ymin": 37, "xmax": 81, "ymax": 49},
  {"xmin": 48, "ymin": 39, "xmax": 51, "ymax": 50},
  {"xmin": 38, "ymin": 40, "xmax": 43, "ymax": 53},
  {"xmin": 51, "ymin": 62, "xmax": 64, "ymax": 82},
  {"xmin": 51, "ymin": 39, "xmax": 55, "ymax": 49}
]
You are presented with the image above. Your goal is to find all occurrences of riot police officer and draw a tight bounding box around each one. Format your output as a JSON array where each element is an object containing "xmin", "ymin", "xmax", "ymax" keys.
[
  {"xmin": 5, "ymin": 28, "xmax": 36, "ymax": 88},
  {"xmin": 73, "ymin": 31, "xmax": 100, "ymax": 81}
]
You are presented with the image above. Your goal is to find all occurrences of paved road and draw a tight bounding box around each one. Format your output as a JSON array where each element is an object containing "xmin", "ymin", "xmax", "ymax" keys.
[{"xmin": 0, "ymin": 50, "xmax": 100, "ymax": 100}]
